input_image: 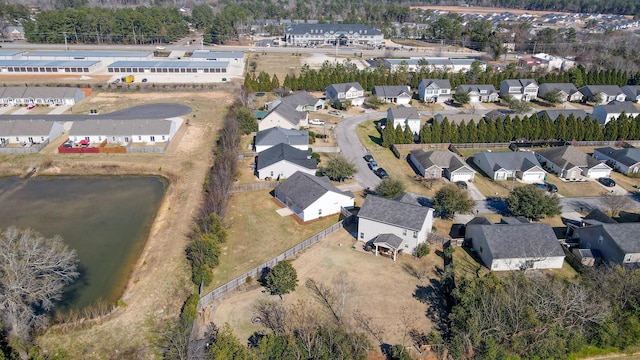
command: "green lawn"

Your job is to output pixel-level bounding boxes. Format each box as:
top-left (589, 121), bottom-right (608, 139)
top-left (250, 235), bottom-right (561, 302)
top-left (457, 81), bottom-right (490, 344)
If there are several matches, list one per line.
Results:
top-left (207, 190), bottom-right (340, 291)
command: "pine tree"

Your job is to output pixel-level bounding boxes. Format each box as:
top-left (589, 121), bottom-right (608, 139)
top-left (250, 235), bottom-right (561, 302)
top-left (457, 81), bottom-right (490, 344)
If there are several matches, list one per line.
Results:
top-left (419, 123), bottom-right (432, 143)
top-left (502, 116), bottom-right (513, 142)
top-left (457, 121), bottom-right (469, 143)
top-left (403, 125), bottom-right (415, 144)
top-left (431, 120), bottom-right (442, 143)
top-left (395, 124), bottom-right (406, 144)
top-left (382, 121), bottom-right (397, 147)
top-left (477, 119), bottom-right (488, 143)
top-left (467, 119), bottom-right (478, 143)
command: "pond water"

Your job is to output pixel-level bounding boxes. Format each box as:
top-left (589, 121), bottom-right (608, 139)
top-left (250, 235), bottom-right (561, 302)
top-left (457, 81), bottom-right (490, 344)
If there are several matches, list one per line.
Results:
top-left (0, 175), bottom-right (167, 310)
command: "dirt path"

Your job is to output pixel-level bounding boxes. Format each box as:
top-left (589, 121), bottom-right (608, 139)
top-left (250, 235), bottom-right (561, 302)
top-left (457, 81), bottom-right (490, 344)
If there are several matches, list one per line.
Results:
top-left (0, 90), bottom-right (234, 358)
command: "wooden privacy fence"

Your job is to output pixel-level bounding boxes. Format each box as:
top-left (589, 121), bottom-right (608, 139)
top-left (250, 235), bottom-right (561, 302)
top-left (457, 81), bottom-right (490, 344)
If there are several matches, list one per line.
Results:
top-left (197, 220), bottom-right (346, 309)
top-left (427, 232), bottom-right (462, 247)
top-left (230, 181), bottom-right (279, 192)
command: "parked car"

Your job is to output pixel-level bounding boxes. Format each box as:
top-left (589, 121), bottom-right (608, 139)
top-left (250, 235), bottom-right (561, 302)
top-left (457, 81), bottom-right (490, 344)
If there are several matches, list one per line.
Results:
top-left (545, 182), bottom-right (558, 193)
top-left (455, 181), bottom-right (468, 189)
top-left (533, 183), bottom-right (547, 190)
top-left (26, 105), bottom-right (35, 110)
top-left (368, 161), bottom-right (379, 171)
top-left (63, 140), bottom-right (74, 148)
top-left (598, 177), bottom-right (616, 187)
top-left (112, 78), bottom-right (120, 84)
top-left (363, 154), bottom-right (374, 163)
top-left (375, 168), bottom-right (389, 179)
top-left (328, 110), bottom-right (341, 116)
top-left (309, 119), bottom-right (325, 125)
top-left (141, 78), bottom-right (148, 83)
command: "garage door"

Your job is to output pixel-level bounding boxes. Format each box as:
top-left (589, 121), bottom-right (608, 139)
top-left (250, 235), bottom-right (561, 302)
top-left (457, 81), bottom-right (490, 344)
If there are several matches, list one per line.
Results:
top-left (588, 170), bottom-right (610, 179)
top-left (452, 173), bottom-right (474, 182)
top-left (522, 172), bottom-right (545, 182)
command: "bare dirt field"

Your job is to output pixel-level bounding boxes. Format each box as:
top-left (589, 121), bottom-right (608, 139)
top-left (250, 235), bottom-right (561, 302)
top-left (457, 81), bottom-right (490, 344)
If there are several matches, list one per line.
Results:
top-left (210, 228), bottom-right (445, 355)
top-left (411, 5), bottom-right (575, 16)
top-left (0, 90), bottom-right (233, 358)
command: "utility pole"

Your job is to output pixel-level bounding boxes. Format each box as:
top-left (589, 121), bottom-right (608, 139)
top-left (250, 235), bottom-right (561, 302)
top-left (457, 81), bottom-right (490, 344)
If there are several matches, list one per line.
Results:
top-left (63, 31), bottom-right (68, 51)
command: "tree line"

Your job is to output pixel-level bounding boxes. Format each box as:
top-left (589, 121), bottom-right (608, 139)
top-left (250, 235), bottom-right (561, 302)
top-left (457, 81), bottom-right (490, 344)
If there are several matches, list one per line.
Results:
top-left (24, 7), bottom-right (189, 44)
top-left (383, 112), bottom-right (640, 145)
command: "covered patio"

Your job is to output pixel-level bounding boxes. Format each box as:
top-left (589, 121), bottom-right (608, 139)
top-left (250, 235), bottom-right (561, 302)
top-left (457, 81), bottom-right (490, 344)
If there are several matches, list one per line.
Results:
top-left (372, 233), bottom-right (404, 261)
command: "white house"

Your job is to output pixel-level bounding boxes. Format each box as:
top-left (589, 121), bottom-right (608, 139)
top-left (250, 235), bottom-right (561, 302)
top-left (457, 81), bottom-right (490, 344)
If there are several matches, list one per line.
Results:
top-left (467, 223), bottom-right (565, 271)
top-left (418, 79), bottom-right (451, 103)
top-left (326, 82), bottom-right (365, 106)
top-left (593, 147), bottom-right (640, 176)
top-left (579, 85), bottom-right (626, 104)
top-left (592, 101), bottom-right (640, 125)
top-left (535, 145), bottom-right (612, 180)
top-left (258, 94), bottom-right (313, 131)
top-left (473, 151), bottom-right (546, 182)
top-left (69, 118), bottom-right (180, 146)
top-left (537, 83), bottom-right (583, 103)
top-left (387, 105), bottom-right (421, 134)
top-left (499, 79), bottom-right (539, 101)
top-left (372, 85), bottom-right (412, 105)
top-left (255, 143), bottom-right (317, 179)
top-left (0, 119), bottom-right (64, 147)
top-left (274, 171), bottom-right (354, 222)
top-left (455, 84), bottom-right (499, 103)
top-left (408, 149), bottom-right (476, 182)
top-left (357, 195), bottom-right (434, 259)
top-left (284, 24), bottom-right (384, 47)
top-left (0, 86), bottom-right (85, 106)
top-left (531, 53), bottom-right (575, 71)
top-left (254, 127), bottom-right (309, 153)
top-left (621, 85), bottom-right (640, 103)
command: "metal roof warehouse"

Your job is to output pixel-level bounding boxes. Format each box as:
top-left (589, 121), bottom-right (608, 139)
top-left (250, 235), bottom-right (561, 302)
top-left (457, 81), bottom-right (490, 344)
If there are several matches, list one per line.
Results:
top-left (0, 60), bottom-right (102, 73)
top-left (189, 51), bottom-right (244, 62)
top-left (107, 60), bottom-right (229, 73)
top-left (23, 51), bottom-right (153, 61)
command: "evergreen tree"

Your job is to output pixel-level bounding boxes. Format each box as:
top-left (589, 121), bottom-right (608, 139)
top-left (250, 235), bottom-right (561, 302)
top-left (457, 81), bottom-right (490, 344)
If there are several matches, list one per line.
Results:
top-left (419, 123), bottom-right (432, 144)
top-left (431, 120), bottom-right (443, 143)
top-left (477, 119), bottom-right (488, 143)
top-left (395, 124), bottom-right (406, 144)
top-left (467, 119), bottom-right (478, 143)
top-left (382, 121), bottom-right (397, 147)
top-left (555, 115), bottom-right (569, 140)
top-left (457, 121), bottom-right (469, 143)
top-left (502, 116), bottom-right (514, 142)
top-left (403, 125), bottom-right (414, 144)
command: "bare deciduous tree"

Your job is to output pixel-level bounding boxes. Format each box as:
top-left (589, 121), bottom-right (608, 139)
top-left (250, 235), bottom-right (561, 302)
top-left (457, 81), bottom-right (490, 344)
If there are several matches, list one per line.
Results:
top-left (352, 309), bottom-right (385, 345)
top-left (0, 227), bottom-right (79, 344)
top-left (599, 192), bottom-right (632, 218)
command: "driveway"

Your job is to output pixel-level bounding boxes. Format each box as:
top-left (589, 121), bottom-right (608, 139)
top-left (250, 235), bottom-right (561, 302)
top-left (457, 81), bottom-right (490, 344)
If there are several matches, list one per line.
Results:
top-left (334, 111), bottom-right (385, 190)
top-left (466, 181), bottom-right (486, 201)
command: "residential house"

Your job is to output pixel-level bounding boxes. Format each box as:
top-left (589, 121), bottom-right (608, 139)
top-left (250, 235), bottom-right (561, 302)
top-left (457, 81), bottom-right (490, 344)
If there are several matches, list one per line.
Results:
top-left (357, 195), bottom-right (434, 259)
top-left (531, 53), bottom-right (575, 71)
top-left (434, 113), bottom-right (486, 126)
top-left (418, 79), bottom-right (451, 103)
top-left (536, 109), bottom-right (588, 121)
top-left (473, 151), bottom-right (546, 182)
top-left (466, 223), bottom-right (565, 271)
top-left (499, 79), bottom-right (539, 102)
top-left (326, 82), bottom-right (365, 106)
top-left (259, 92), bottom-right (324, 131)
top-left (572, 223), bottom-right (640, 267)
top-left (284, 24), bottom-right (384, 47)
top-left (621, 85), bottom-right (640, 103)
top-left (535, 145), bottom-right (612, 180)
top-left (69, 118), bottom-right (181, 146)
top-left (593, 147), bottom-right (640, 175)
top-left (0, 86), bottom-right (85, 106)
top-left (455, 84), bottom-right (499, 103)
top-left (408, 149), bottom-right (476, 182)
top-left (254, 127), bottom-right (309, 153)
top-left (578, 85), bottom-right (626, 104)
top-left (274, 171), bottom-right (354, 222)
top-left (537, 83), bottom-right (584, 102)
top-left (0, 119), bottom-right (64, 148)
top-left (381, 58), bottom-right (485, 73)
top-left (387, 105), bottom-right (421, 134)
top-left (592, 101), bottom-right (640, 125)
top-left (372, 85), bottom-right (412, 105)
top-left (255, 143), bottom-right (317, 179)
top-left (2, 26), bottom-right (24, 41)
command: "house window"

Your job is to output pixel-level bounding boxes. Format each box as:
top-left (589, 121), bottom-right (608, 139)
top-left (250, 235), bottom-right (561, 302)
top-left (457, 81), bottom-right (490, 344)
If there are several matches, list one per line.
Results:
top-left (413, 231), bottom-right (418, 238)
top-left (112, 137), bottom-right (116, 141)
top-left (41, 137), bottom-right (44, 141)
top-left (138, 136), bottom-right (142, 141)
top-left (479, 246), bottom-right (483, 253)
top-left (162, 136), bottom-right (166, 140)
top-left (403, 229), bottom-right (407, 235)
top-left (360, 232), bottom-right (364, 239)
top-left (625, 255), bottom-right (632, 263)
top-left (318, 209), bottom-right (322, 216)
top-left (150, 136), bottom-right (155, 141)
top-left (270, 171), bottom-right (274, 177)
top-left (598, 235), bottom-right (603, 245)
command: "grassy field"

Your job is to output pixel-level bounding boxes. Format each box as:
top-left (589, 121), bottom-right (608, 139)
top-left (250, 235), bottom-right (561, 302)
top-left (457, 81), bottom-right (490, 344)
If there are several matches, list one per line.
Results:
top-left (208, 189), bottom-right (340, 290)
top-left (246, 52), bottom-right (309, 87)
top-left (543, 174), bottom-right (606, 197)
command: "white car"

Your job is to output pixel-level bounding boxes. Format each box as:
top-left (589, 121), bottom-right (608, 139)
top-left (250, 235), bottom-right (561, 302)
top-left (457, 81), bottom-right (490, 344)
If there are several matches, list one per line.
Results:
top-left (155, 46), bottom-right (166, 50)
top-left (309, 119), bottom-right (325, 125)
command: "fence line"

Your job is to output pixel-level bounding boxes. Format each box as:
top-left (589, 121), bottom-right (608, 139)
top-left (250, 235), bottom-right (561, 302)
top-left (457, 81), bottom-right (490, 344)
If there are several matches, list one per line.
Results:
top-left (427, 232), bottom-right (462, 247)
top-left (197, 220), bottom-right (349, 309)
top-left (0, 140), bottom-right (48, 154)
top-left (126, 140), bottom-right (170, 153)
top-left (230, 181), bottom-right (279, 192)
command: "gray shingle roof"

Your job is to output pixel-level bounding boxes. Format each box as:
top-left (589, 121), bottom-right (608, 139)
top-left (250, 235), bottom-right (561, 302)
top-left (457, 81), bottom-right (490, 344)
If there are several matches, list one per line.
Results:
top-left (621, 85), bottom-right (640, 99)
top-left (263, 102), bottom-right (307, 127)
top-left (358, 195), bottom-right (431, 231)
top-left (279, 91), bottom-right (320, 108)
top-left (583, 209), bottom-right (617, 224)
top-left (372, 85), bottom-right (411, 98)
top-left (535, 145), bottom-right (605, 170)
top-left (255, 127), bottom-right (309, 147)
top-left (456, 84), bottom-right (497, 94)
top-left (274, 171), bottom-right (352, 210)
top-left (409, 149), bottom-right (471, 172)
top-left (538, 83), bottom-right (580, 97)
top-left (0, 119), bottom-right (56, 136)
top-left (600, 223), bottom-right (640, 253)
top-left (466, 217), bottom-right (492, 226)
top-left (501, 79), bottom-right (538, 89)
top-left (0, 86), bottom-right (82, 100)
top-left (594, 101), bottom-right (640, 115)
top-left (475, 223), bottom-right (564, 259)
top-left (595, 147), bottom-right (640, 167)
top-left (327, 82), bottom-right (364, 94)
top-left (579, 85), bottom-right (624, 98)
top-left (285, 23), bottom-right (382, 35)
top-left (474, 151), bottom-right (543, 172)
top-left (256, 143), bottom-right (317, 170)
top-left (537, 109), bottom-right (588, 121)
top-left (69, 119), bottom-right (173, 136)
top-left (373, 233), bottom-right (404, 250)
top-left (419, 78), bottom-right (451, 89)
top-left (388, 105), bottom-right (420, 120)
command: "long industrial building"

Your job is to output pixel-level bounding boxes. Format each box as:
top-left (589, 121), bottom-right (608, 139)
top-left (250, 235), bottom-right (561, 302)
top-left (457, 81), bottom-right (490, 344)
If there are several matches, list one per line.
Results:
top-left (0, 60), bottom-right (102, 73)
top-left (107, 60), bottom-right (229, 74)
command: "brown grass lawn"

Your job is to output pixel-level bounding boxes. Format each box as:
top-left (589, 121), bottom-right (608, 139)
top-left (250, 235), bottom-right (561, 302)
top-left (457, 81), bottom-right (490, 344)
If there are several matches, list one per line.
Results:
top-left (457, 147), bottom-right (513, 158)
top-left (609, 172), bottom-right (640, 193)
top-left (472, 173), bottom-right (517, 198)
top-left (247, 52), bottom-right (310, 86)
top-left (236, 156), bottom-right (258, 184)
top-left (543, 175), bottom-right (605, 197)
top-left (211, 228), bottom-right (444, 352)
top-left (452, 247), bottom-right (489, 280)
top-left (208, 190), bottom-right (340, 291)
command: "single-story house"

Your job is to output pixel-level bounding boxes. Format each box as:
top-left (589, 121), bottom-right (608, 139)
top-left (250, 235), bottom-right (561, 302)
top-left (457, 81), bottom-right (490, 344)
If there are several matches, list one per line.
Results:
top-left (578, 85), bottom-right (626, 104)
top-left (621, 85), bottom-right (640, 103)
top-left (0, 119), bottom-right (64, 148)
top-left (499, 79), bottom-right (538, 102)
top-left (387, 105), bottom-right (421, 134)
top-left (372, 85), bottom-right (412, 105)
top-left (455, 84), bottom-right (499, 103)
top-left (592, 101), bottom-right (640, 125)
top-left (535, 145), bottom-right (612, 180)
top-left (434, 113), bottom-right (485, 125)
top-left (593, 147), bottom-right (640, 175)
top-left (473, 151), bottom-right (546, 182)
top-left (408, 149), bottom-right (475, 182)
top-left (274, 171), bottom-right (354, 222)
top-left (275, 91), bottom-right (325, 112)
top-left (69, 118), bottom-right (180, 145)
top-left (255, 143), bottom-right (317, 179)
top-left (418, 79), bottom-right (451, 103)
top-left (357, 194), bottom-right (434, 259)
top-left (254, 127), bottom-right (309, 153)
top-left (466, 223), bottom-right (565, 271)
top-left (326, 82), bottom-right (365, 106)
top-left (536, 109), bottom-right (588, 121)
top-left (0, 86), bottom-right (85, 106)
top-left (572, 223), bottom-right (640, 267)
top-left (537, 83), bottom-right (584, 102)
top-left (258, 98), bottom-right (309, 131)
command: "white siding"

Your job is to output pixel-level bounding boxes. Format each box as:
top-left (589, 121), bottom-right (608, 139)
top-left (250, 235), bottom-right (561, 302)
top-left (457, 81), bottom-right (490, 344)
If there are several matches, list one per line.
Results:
top-left (259, 113), bottom-right (299, 131)
top-left (257, 160), bottom-right (316, 179)
top-left (256, 144), bottom-right (308, 153)
top-left (521, 170), bottom-right (545, 182)
top-left (358, 210), bottom-right (433, 255)
top-left (490, 256), bottom-right (564, 271)
top-left (301, 192), bottom-right (354, 222)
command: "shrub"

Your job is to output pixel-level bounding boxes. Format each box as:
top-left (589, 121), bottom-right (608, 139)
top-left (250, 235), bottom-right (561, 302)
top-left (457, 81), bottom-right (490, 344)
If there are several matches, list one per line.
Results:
top-left (180, 293), bottom-right (199, 325)
top-left (415, 243), bottom-right (430, 258)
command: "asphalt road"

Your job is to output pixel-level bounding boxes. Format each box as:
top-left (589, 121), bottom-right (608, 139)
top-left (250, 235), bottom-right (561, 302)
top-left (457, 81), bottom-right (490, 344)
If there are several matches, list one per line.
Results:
top-left (0, 103), bottom-right (192, 121)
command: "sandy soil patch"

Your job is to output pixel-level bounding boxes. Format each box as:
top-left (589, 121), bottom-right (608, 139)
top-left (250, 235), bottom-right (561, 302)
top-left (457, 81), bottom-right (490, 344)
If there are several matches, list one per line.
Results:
top-left (0, 90), bottom-right (234, 358)
top-left (211, 228), bottom-right (444, 351)
top-left (411, 5), bottom-right (577, 16)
